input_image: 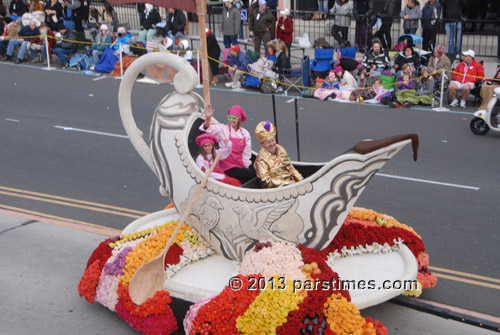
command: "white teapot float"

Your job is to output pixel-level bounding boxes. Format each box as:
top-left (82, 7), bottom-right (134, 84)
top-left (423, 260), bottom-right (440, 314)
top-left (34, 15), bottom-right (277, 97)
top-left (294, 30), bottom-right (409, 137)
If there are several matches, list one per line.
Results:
top-left (118, 50), bottom-right (419, 262)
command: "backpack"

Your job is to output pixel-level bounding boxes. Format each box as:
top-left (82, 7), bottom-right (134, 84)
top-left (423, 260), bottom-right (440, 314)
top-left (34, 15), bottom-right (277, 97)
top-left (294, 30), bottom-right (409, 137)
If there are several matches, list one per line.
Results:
top-left (68, 53), bottom-right (91, 70)
top-left (260, 79), bottom-right (273, 94)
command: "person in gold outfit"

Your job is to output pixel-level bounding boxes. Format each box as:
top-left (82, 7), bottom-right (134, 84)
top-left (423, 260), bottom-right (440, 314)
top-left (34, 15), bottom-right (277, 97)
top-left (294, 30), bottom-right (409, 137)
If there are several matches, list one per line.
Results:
top-left (254, 120), bottom-right (303, 188)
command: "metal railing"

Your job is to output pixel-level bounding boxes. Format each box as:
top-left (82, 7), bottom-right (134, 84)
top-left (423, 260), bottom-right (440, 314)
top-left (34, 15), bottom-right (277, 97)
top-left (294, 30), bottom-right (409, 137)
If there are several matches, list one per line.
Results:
top-left (3, 1), bottom-right (499, 57)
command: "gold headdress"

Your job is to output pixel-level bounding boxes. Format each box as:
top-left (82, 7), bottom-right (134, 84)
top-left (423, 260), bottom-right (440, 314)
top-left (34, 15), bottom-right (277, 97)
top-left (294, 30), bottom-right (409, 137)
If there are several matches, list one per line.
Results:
top-left (255, 120), bottom-right (276, 142)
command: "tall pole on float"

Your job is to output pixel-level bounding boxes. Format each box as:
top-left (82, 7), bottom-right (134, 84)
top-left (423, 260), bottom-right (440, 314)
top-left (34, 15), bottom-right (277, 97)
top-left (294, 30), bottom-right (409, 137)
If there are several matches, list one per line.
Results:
top-left (196, 0), bottom-right (211, 108)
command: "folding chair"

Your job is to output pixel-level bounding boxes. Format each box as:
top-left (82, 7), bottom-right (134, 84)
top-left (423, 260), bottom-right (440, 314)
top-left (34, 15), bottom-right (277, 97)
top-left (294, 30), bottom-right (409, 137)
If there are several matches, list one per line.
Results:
top-left (282, 56), bottom-right (312, 94)
top-left (337, 47), bottom-right (357, 59)
top-left (310, 48), bottom-right (335, 79)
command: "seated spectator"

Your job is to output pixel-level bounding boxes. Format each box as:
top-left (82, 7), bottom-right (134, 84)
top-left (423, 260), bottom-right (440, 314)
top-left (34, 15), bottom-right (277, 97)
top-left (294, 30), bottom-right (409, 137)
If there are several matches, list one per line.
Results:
top-left (271, 40), bottom-right (290, 77)
top-left (1, 19), bottom-right (38, 63)
top-left (139, 3), bottom-right (160, 42)
top-left (5, 0), bottom-right (28, 23)
top-left (225, 44), bottom-right (252, 89)
top-left (94, 26), bottom-right (135, 73)
top-left (52, 22), bottom-right (77, 68)
top-left (428, 44), bottom-right (451, 72)
top-left (415, 66), bottom-right (435, 104)
top-left (166, 7), bottom-right (186, 41)
top-left (475, 65), bottom-right (500, 114)
top-left (63, 0), bottom-right (84, 32)
top-left (392, 64), bottom-right (415, 107)
top-left (355, 66), bottom-right (375, 88)
top-left (372, 79), bottom-right (392, 103)
top-left (254, 120), bottom-right (303, 188)
top-left (89, 24), bottom-right (112, 65)
top-left (324, 70), bottom-right (340, 89)
top-left (449, 49), bottom-right (485, 108)
top-left (400, 0), bottom-right (421, 35)
top-left (44, 0), bottom-right (63, 32)
top-left (0, 18), bottom-right (23, 57)
top-left (336, 65), bottom-right (358, 88)
top-left (177, 39), bottom-right (192, 63)
top-left (27, 22), bottom-right (56, 64)
top-left (102, 2), bottom-right (119, 31)
top-left (393, 45), bottom-right (420, 75)
top-left (362, 39), bottom-right (391, 75)
top-left (313, 71), bottom-right (340, 100)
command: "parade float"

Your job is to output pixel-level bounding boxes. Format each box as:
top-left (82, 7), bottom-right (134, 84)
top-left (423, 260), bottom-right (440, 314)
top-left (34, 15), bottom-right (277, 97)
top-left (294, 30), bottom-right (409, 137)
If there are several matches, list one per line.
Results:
top-left (78, 1), bottom-right (437, 334)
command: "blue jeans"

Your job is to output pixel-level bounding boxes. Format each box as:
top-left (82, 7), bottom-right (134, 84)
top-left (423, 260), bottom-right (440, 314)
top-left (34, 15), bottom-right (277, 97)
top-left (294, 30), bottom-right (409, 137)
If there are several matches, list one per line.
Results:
top-left (318, 0), bottom-right (328, 15)
top-left (223, 35), bottom-right (238, 48)
top-left (91, 49), bottom-right (103, 65)
top-left (404, 28), bottom-right (417, 35)
top-left (52, 47), bottom-right (74, 65)
top-left (238, 20), bottom-right (244, 39)
top-left (445, 21), bottom-right (462, 54)
top-left (167, 30), bottom-right (184, 41)
top-left (7, 39), bottom-right (30, 60)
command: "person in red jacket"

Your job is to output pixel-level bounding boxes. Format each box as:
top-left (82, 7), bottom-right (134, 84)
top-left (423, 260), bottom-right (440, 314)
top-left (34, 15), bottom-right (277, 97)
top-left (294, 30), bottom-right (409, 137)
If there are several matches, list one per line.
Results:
top-left (448, 49), bottom-right (485, 109)
top-left (276, 8), bottom-right (293, 62)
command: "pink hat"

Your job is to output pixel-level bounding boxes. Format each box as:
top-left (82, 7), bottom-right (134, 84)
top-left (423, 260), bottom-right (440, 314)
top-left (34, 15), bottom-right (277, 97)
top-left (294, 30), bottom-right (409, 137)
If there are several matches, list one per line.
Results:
top-left (335, 65), bottom-right (343, 73)
top-left (196, 133), bottom-right (218, 147)
top-left (228, 105), bottom-right (247, 123)
top-left (435, 44), bottom-right (445, 55)
top-left (328, 70), bottom-right (336, 78)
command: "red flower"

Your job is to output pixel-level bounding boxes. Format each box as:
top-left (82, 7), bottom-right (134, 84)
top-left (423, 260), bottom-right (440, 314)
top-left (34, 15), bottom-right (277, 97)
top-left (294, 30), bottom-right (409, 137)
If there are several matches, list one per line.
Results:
top-left (116, 300), bottom-right (178, 335)
top-left (164, 243), bottom-right (183, 267)
top-left (117, 282), bottom-right (172, 318)
top-left (189, 275), bottom-right (260, 335)
top-left (85, 237), bottom-right (113, 270)
top-left (78, 260), bottom-right (103, 303)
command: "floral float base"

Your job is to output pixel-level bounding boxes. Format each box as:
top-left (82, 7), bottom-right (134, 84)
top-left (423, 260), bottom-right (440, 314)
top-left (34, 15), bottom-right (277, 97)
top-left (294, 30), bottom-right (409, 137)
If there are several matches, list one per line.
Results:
top-left (78, 207), bottom-right (436, 335)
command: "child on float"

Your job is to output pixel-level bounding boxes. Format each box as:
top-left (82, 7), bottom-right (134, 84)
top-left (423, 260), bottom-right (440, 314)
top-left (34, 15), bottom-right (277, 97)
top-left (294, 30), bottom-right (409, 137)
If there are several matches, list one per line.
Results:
top-left (195, 133), bottom-right (241, 187)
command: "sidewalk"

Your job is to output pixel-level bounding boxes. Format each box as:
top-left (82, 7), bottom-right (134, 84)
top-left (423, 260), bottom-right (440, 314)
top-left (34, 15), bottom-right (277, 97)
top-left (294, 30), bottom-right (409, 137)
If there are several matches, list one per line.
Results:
top-left (0, 212), bottom-right (496, 335)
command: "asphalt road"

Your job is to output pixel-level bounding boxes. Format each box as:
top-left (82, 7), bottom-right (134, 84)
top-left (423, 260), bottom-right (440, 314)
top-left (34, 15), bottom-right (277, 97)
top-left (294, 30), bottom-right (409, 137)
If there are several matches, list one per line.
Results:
top-left (1, 63), bottom-right (499, 319)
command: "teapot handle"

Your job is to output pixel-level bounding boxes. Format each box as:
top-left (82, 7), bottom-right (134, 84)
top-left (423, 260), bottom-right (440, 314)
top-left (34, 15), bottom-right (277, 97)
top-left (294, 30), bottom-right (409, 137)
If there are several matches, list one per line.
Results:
top-left (118, 49), bottom-right (198, 174)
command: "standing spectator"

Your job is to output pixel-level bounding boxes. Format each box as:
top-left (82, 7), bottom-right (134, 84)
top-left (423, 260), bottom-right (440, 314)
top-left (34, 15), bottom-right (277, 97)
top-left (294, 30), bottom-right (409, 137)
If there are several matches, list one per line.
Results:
top-left (234, 0), bottom-right (245, 39)
top-left (102, 2), bottom-right (119, 31)
top-left (89, 24), bottom-right (111, 65)
top-left (421, 0), bottom-right (441, 51)
top-left (318, 0), bottom-right (329, 20)
top-left (361, 39), bottom-right (391, 74)
top-left (375, 0), bottom-right (395, 50)
top-left (400, 0), bottom-right (421, 35)
top-left (353, 0), bottom-right (372, 52)
top-left (63, 0), bottom-right (85, 32)
top-left (448, 49), bottom-right (484, 108)
top-left (45, 0), bottom-right (63, 32)
top-left (440, 0), bottom-right (466, 55)
top-left (27, 22), bottom-right (57, 64)
top-left (166, 7), bottom-right (186, 41)
top-left (52, 22), bottom-right (77, 67)
top-left (136, 3), bottom-right (145, 27)
top-left (248, 0), bottom-right (275, 58)
top-left (330, 0), bottom-right (353, 48)
top-left (1, 20), bottom-right (38, 63)
top-left (7, 0), bottom-right (28, 22)
top-left (206, 27), bottom-right (221, 84)
top-left (0, 2), bottom-right (5, 34)
top-left (428, 44), bottom-right (451, 71)
top-left (276, 8), bottom-right (293, 61)
top-left (221, 0), bottom-right (241, 48)
top-left (266, 0), bottom-right (277, 39)
top-left (139, 4), bottom-right (160, 42)
top-left (225, 45), bottom-right (252, 89)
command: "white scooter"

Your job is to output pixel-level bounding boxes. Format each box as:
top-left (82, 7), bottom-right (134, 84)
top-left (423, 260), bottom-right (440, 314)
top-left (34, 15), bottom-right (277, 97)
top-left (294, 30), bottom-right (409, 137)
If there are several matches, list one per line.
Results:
top-left (470, 87), bottom-right (500, 135)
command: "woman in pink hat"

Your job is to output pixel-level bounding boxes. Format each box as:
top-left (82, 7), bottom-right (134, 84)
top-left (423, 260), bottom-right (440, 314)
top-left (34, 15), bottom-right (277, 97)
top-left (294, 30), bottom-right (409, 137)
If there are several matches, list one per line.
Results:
top-left (195, 133), bottom-right (241, 186)
top-left (200, 104), bottom-right (256, 184)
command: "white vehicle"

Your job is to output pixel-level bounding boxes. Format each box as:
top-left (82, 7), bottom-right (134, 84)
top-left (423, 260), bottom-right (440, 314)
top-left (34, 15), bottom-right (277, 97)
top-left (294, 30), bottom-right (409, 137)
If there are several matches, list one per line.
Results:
top-left (470, 87), bottom-right (500, 135)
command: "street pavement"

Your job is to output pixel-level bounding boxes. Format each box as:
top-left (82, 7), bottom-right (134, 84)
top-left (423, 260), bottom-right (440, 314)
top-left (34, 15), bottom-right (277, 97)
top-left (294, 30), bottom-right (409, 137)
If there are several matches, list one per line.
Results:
top-left (0, 212), bottom-right (497, 335)
top-left (1, 60), bottom-right (500, 330)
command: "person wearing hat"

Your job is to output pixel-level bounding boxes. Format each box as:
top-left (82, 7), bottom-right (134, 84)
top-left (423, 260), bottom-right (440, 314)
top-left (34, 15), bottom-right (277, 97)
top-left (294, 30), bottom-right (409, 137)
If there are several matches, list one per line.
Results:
top-left (166, 7), bottom-right (186, 41)
top-left (276, 8), bottom-right (293, 62)
top-left (428, 44), bottom-right (451, 72)
top-left (336, 65), bottom-right (358, 88)
top-left (248, 0), bottom-right (275, 58)
top-left (254, 121), bottom-right (303, 188)
top-left (195, 133), bottom-right (241, 187)
top-left (200, 104), bottom-right (256, 184)
top-left (177, 39), bottom-right (192, 63)
top-left (88, 24), bottom-right (112, 66)
top-left (51, 21), bottom-right (77, 67)
top-left (221, 0), bottom-right (241, 49)
top-left (448, 49), bottom-right (484, 108)
top-left (2, 20), bottom-right (39, 64)
top-left (225, 44), bottom-right (253, 89)
top-left (27, 22), bottom-right (57, 64)
top-left (139, 3), bottom-right (161, 42)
